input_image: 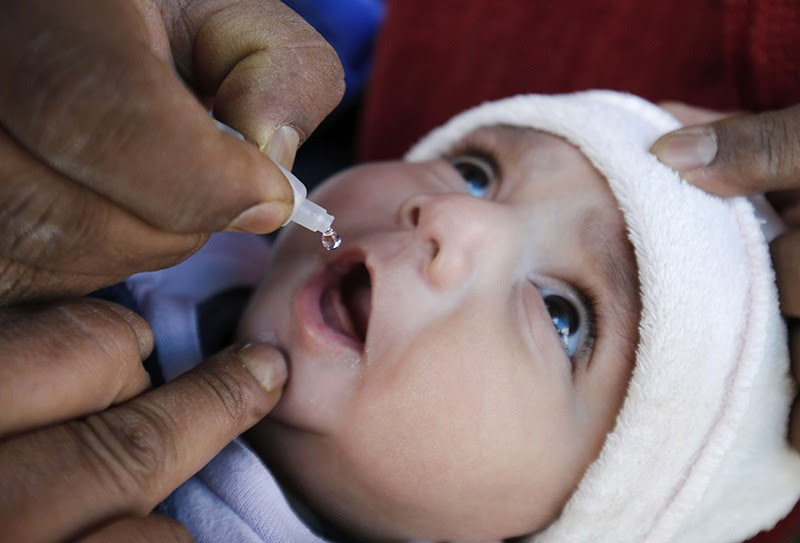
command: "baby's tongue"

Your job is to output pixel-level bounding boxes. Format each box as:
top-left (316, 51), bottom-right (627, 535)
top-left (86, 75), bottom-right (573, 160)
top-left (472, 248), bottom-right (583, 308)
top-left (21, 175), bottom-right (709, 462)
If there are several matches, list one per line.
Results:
top-left (343, 284), bottom-right (370, 343)
top-left (321, 264), bottom-right (371, 343)
top-left (320, 286), bottom-right (359, 341)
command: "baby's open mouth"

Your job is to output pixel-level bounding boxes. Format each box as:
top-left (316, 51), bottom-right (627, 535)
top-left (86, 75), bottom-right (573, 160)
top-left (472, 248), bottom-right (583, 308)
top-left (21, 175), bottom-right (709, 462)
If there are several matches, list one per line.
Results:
top-left (320, 261), bottom-right (372, 345)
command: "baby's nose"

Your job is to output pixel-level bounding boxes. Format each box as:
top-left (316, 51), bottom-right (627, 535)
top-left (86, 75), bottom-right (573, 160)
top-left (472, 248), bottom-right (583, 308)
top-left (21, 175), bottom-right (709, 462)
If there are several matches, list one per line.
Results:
top-left (399, 193), bottom-right (500, 290)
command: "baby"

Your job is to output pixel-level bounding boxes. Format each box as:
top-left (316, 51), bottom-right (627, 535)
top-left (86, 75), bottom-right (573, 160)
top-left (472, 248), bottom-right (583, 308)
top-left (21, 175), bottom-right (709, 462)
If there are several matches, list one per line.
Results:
top-left (241, 108), bottom-right (639, 541)
top-left (133, 91), bottom-right (800, 542)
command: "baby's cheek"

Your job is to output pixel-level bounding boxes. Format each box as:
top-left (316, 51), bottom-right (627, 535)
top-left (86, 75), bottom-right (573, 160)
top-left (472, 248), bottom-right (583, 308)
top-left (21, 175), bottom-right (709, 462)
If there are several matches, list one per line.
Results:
top-left (347, 333), bottom-right (504, 481)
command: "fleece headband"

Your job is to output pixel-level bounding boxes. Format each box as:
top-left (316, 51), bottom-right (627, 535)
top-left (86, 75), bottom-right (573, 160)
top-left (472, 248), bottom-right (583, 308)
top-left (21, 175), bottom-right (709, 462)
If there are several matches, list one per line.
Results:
top-left (405, 91), bottom-right (800, 543)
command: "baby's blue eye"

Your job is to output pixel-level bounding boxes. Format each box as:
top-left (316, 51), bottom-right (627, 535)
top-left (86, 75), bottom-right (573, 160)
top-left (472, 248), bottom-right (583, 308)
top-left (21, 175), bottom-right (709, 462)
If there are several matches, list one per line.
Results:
top-left (542, 292), bottom-right (583, 358)
top-left (450, 155), bottom-right (495, 198)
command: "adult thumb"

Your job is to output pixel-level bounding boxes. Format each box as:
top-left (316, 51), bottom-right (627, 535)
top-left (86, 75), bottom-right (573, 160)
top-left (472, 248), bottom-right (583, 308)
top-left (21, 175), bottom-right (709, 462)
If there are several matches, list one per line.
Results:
top-left (651, 105), bottom-right (800, 196)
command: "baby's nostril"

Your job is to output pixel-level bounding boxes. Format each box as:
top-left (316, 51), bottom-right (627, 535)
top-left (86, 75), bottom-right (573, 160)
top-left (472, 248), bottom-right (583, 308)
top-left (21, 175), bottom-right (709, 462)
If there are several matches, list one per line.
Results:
top-left (409, 205), bottom-right (421, 226)
top-left (430, 239), bottom-right (440, 259)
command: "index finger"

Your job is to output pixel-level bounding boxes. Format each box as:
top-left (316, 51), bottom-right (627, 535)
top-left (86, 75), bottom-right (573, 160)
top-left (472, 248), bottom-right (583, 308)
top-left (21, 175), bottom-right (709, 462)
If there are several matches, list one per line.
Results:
top-left (166, 0), bottom-right (346, 159)
top-left (0, 0), bottom-right (341, 235)
top-left (0, 343), bottom-right (286, 543)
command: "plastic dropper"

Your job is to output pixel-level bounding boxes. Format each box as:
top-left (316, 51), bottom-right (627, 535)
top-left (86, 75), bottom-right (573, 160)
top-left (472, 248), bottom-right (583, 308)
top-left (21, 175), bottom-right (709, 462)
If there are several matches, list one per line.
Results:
top-left (214, 118), bottom-right (340, 250)
top-left (274, 163), bottom-right (341, 251)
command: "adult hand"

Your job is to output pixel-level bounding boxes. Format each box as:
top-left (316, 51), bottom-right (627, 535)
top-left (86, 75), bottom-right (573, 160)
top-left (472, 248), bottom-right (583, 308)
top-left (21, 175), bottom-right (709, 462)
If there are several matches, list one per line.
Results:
top-left (0, 0), bottom-right (344, 304)
top-left (0, 298), bottom-right (287, 542)
top-left (651, 102), bottom-right (800, 448)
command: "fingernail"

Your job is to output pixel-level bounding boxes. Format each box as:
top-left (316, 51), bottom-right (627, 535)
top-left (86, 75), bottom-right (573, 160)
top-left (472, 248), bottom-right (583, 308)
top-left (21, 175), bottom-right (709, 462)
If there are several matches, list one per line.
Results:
top-left (236, 343), bottom-right (287, 393)
top-left (263, 125), bottom-right (300, 170)
top-left (227, 200), bottom-right (292, 234)
top-left (652, 126), bottom-right (718, 171)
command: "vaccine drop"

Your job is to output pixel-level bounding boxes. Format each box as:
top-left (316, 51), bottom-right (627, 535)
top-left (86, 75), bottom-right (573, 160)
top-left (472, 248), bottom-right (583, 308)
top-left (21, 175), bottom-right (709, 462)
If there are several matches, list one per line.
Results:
top-left (321, 228), bottom-right (342, 251)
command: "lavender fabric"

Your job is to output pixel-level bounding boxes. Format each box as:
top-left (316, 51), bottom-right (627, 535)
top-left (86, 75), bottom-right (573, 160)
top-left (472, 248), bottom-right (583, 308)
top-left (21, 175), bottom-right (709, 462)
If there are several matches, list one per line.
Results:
top-left (170, 439), bottom-right (328, 543)
top-left (127, 233), bottom-right (329, 543)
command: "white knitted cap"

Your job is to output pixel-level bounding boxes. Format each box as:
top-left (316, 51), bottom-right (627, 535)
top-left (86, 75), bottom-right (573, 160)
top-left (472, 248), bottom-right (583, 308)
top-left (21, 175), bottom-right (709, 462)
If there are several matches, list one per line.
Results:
top-left (405, 91), bottom-right (800, 543)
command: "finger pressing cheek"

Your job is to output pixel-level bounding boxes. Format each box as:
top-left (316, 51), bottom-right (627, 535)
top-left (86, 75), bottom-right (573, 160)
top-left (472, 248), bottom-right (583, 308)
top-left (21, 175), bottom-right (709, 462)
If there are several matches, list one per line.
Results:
top-left (0, 343), bottom-right (286, 543)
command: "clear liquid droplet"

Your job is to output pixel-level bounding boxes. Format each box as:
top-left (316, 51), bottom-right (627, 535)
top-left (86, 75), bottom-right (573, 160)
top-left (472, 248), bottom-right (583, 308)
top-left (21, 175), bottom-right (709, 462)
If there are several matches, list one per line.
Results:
top-left (321, 227), bottom-right (341, 251)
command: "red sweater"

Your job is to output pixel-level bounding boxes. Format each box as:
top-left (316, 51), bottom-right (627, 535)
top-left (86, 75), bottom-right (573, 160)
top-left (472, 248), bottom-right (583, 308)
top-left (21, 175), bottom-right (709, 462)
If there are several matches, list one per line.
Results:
top-left (358, 0), bottom-right (800, 161)
top-left (357, 1), bottom-right (800, 540)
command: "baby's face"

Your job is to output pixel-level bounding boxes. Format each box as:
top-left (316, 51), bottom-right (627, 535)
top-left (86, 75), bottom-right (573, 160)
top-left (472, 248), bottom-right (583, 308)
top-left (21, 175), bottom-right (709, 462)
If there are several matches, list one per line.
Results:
top-left (238, 127), bottom-right (640, 541)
